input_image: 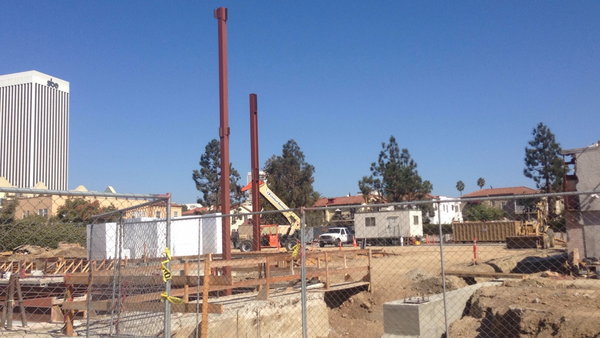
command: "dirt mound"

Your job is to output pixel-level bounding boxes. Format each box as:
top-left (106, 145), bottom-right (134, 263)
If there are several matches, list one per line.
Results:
top-left (450, 278), bottom-right (600, 337)
top-left (8, 242), bottom-right (87, 259)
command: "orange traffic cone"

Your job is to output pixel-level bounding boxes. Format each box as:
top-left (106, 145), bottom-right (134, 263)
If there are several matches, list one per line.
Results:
top-left (352, 237), bottom-right (357, 247)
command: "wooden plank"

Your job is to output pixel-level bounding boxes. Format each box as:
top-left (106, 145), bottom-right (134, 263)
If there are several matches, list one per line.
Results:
top-left (71, 259), bottom-right (83, 273)
top-left (209, 257), bottom-right (267, 268)
top-left (444, 270), bottom-right (529, 279)
top-left (61, 300), bottom-right (223, 314)
top-left (65, 274), bottom-right (206, 287)
top-left (53, 260), bottom-right (66, 275)
top-left (62, 261), bottom-right (75, 274)
top-left (205, 265), bottom-right (369, 291)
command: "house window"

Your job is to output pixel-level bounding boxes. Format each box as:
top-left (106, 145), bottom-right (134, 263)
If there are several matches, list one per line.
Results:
top-left (365, 217), bottom-right (376, 227)
top-left (413, 215), bottom-right (419, 225)
top-left (155, 211), bottom-right (161, 218)
top-left (37, 208), bottom-right (48, 217)
top-left (173, 211), bottom-right (179, 217)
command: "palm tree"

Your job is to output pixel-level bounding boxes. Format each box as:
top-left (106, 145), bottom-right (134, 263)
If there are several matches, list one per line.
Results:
top-left (477, 177), bottom-right (486, 190)
top-left (456, 180), bottom-right (465, 196)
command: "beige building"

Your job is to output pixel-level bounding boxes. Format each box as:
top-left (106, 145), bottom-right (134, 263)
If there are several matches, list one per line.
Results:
top-left (0, 179), bottom-right (181, 220)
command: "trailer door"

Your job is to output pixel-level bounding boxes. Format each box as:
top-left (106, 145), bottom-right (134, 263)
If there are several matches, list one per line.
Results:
top-left (386, 216), bottom-right (400, 238)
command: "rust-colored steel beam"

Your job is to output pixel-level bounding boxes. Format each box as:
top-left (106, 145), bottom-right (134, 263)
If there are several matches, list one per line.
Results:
top-left (214, 7), bottom-right (232, 286)
top-left (249, 94), bottom-right (261, 251)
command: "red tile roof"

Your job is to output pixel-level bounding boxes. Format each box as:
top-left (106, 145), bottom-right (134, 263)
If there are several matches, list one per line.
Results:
top-left (313, 195), bottom-right (366, 207)
top-left (182, 206), bottom-right (214, 216)
top-left (462, 186), bottom-right (538, 198)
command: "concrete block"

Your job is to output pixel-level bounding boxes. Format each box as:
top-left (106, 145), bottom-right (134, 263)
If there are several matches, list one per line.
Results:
top-left (383, 281), bottom-right (501, 338)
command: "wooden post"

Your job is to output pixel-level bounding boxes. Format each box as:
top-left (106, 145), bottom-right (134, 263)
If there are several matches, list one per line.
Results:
top-left (343, 254), bottom-right (347, 269)
top-left (6, 274), bottom-right (15, 329)
top-left (15, 276), bottom-right (27, 328)
top-left (324, 252), bottom-right (330, 289)
top-left (50, 297), bottom-right (64, 323)
top-left (62, 284), bottom-right (75, 336)
top-left (1, 290), bottom-right (6, 328)
top-left (201, 254), bottom-right (212, 338)
top-left (367, 249), bottom-right (373, 292)
top-left (183, 261), bottom-right (190, 303)
top-left (264, 257), bottom-right (271, 299)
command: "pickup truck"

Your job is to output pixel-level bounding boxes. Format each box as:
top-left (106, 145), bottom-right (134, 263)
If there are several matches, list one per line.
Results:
top-left (318, 227), bottom-right (353, 247)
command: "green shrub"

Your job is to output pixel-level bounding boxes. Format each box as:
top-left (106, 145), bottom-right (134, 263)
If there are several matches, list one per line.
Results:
top-left (0, 218), bottom-right (86, 251)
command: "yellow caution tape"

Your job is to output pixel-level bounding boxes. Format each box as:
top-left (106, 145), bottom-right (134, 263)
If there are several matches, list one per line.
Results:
top-left (161, 293), bottom-right (184, 304)
top-left (161, 248), bottom-right (173, 282)
top-left (291, 243), bottom-right (301, 259)
top-left (160, 248), bottom-right (183, 303)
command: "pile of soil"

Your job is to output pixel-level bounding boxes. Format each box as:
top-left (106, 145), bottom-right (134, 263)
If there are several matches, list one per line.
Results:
top-left (7, 242), bottom-right (86, 259)
top-left (450, 278), bottom-right (600, 337)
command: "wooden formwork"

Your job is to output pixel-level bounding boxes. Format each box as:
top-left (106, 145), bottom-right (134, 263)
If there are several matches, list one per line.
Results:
top-left (55, 248), bottom-right (374, 336)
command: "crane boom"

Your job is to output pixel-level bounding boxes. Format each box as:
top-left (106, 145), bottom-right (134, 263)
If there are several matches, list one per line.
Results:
top-left (242, 181), bottom-right (301, 237)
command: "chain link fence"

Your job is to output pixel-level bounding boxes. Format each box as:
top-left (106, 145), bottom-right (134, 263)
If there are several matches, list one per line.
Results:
top-left (1, 187), bottom-right (600, 337)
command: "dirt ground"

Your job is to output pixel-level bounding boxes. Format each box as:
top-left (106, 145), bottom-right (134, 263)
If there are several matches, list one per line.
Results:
top-left (324, 244), bottom-right (597, 338)
top-left (450, 278), bottom-right (600, 337)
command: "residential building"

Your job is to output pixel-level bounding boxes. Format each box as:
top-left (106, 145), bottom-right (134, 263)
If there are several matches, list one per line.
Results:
top-left (429, 195), bottom-right (462, 224)
top-left (461, 186), bottom-right (539, 218)
top-left (562, 141), bottom-right (600, 258)
top-left (0, 71), bottom-right (70, 190)
top-left (313, 194), bottom-right (367, 226)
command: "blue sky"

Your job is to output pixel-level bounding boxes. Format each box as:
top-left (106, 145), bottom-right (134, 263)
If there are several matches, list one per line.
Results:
top-left (2, 1), bottom-right (599, 203)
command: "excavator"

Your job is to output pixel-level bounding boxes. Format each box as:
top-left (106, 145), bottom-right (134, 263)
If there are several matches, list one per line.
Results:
top-left (234, 181), bottom-right (301, 252)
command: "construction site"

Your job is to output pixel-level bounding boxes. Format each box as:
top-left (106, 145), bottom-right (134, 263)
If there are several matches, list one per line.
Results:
top-left (0, 220), bottom-right (600, 337)
top-left (1, 4), bottom-right (600, 338)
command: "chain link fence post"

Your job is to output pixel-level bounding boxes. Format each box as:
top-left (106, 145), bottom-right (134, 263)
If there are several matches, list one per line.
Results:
top-left (164, 195), bottom-right (172, 337)
top-left (300, 207), bottom-right (308, 338)
top-left (437, 200), bottom-right (450, 337)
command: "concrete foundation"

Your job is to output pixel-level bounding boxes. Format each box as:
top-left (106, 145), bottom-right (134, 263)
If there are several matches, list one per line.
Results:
top-left (76, 291), bottom-right (329, 337)
top-left (193, 292), bottom-right (329, 338)
top-left (382, 281), bottom-right (501, 338)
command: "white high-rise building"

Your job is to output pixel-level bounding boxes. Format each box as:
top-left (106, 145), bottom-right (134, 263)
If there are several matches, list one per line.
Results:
top-left (0, 70), bottom-right (70, 190)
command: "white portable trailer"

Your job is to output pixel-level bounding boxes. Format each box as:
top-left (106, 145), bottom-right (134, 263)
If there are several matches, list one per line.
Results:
top-left (354, 209), bottom-right (423, 245)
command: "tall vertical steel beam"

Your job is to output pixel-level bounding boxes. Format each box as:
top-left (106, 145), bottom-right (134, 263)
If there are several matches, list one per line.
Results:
top-left (214, 7), bottom-right (232, 282)
top-left (249, 94), bottom-right (261, 251)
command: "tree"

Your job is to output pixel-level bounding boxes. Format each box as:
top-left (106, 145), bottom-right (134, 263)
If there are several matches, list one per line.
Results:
top-left (192, 139), bottom-right (244, 208)
top-left (477, 177), bottom-right (485, 189)
top-left (263, 139), bottom-right (318, 208)
top-left (55, 199), bottom-right (117, 223)
top-left (523, 122), bottom-right (565, 193)
top-left (358, 136), bottom-right (432, 202)
top-left (463, 204), bottom-right (505, 221)
top-left (0, 199), bottom-right (17, 225)
top-left (456, 181), bottom-right (465, 196)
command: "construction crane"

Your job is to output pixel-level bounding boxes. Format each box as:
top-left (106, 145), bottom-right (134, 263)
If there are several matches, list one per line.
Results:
top-left (240, 181), bottom-right (301, 251)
